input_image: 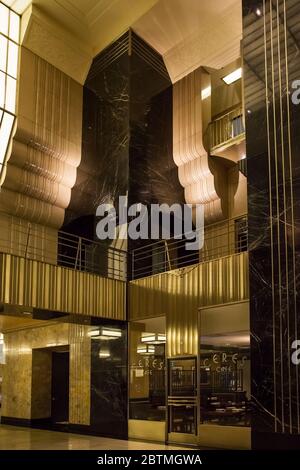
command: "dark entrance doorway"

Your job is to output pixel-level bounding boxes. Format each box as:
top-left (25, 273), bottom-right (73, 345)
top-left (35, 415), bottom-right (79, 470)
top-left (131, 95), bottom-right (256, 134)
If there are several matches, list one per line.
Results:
top-left (51, 350), bottom-right (70, 424)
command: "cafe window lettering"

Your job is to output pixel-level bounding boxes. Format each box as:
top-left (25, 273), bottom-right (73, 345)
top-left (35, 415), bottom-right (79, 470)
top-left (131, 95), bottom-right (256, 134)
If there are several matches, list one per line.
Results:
top-left (129, 317), bottom-right (166, 422)
top-left (200, 338), bottom-right (251, 427)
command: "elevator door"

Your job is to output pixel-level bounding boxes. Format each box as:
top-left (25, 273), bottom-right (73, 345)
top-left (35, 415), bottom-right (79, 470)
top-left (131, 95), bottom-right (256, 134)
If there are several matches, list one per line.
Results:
top-left (168, 357), bottom-right (197, 436)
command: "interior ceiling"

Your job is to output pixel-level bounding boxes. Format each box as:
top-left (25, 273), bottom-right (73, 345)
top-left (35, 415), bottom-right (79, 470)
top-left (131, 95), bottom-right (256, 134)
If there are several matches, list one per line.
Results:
top-left (133, 0), bottom-right (242, 82)
top-left (4, 0), bottom-right (242, 83)
top-left (0, 314), bottom-right (49, 333)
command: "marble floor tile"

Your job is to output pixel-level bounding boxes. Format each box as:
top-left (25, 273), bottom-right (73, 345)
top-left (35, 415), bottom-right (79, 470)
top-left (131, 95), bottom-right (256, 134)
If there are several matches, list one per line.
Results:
top-left (0, 425), bottom-right (189, 450)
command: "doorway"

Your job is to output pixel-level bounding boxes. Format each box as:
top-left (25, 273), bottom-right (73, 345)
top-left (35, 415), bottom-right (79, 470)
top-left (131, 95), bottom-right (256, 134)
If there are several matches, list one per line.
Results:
top-left (167, 357), bottom-right (198, 444)
top-left (51, 350), bottom-right (70, 425)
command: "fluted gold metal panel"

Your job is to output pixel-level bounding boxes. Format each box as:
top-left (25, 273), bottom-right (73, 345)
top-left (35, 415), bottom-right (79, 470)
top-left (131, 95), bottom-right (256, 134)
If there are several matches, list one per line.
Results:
top-left (167, 305), bottom-right (199, 357)
top-left (0, 253), bottom-right (126, 320)
top-left (173, 68), bottom-right (228, 223)
top-left (0, 47), bottom-right (83, 230)
top-left (129, 252), bottom-right (249, 321)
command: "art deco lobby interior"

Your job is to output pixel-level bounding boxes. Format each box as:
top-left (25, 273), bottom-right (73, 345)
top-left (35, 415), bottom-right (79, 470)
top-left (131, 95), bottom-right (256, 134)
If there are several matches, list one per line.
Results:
top-left (0, 0), bottom-right (299, 451)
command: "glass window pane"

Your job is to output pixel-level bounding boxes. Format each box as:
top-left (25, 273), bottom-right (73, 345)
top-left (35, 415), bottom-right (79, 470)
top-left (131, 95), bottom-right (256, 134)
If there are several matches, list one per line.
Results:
top-left (0, 4), bottom-right (9, 37)
top-left (5, 75), bottom-right (16, 113)
top-left (0, 111), bottom-right (14, 165)
top-left (7, 40), bottom-right (18, 77)
top-left (129, 317), bottom-right (166, 422)
top-left (0, 35), bottom-right (8, 73)
top-left (0, 71), bottom-right (5, 109)
top-left (9, 12), bottom-right (20, 43)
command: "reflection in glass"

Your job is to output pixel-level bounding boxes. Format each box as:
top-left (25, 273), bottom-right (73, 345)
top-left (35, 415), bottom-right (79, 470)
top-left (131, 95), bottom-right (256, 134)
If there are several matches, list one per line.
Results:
top-left (129, 317), bottom-right (166, 422)
top-left (168, 357), bottom-right (197, 434)
top-left (200, 332), bottom-right (251, 427)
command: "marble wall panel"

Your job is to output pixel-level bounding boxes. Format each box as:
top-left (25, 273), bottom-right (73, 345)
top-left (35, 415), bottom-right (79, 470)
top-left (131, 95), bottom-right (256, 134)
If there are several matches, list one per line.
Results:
top-left (243, 0), bottom-right (300, 448)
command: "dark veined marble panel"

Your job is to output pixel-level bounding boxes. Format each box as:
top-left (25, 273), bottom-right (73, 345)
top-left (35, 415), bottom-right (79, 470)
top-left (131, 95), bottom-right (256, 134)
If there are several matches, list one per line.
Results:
top-left (243, 0), bottom-right (300, 449)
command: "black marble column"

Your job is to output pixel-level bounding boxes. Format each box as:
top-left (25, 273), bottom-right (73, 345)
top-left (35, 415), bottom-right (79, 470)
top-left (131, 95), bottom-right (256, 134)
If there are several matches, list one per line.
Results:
top-left (65, 33), bottom-right (130, 231)
top-left (243, 0), bottom-right (300, 449)
top-left (64, 30), bottom-right (184, 278)
top-left (90, 319), bottom-right (128, 439)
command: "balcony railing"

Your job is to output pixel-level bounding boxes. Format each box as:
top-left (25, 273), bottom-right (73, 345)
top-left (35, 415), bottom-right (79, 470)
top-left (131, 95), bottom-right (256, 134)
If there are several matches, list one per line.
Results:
top-left (206, 106), bottom-right (245, 152)
top-left (0, 215), bottom-right (127, 282)
top-left (130, 216), bottom-right (248, 280)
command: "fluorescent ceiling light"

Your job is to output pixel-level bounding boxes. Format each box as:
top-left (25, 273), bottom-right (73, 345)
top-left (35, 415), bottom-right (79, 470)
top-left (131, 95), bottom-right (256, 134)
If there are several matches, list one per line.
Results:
top-left (88, 329), bottom-right (100, 337)
top-left (141, 333), bottom-right (166, 344)
top-left (222, 68), bottom-right (242, 85)
top-left (101, 328), bottom-right (122, 338)
top-left (201, 86), bottom-right (211, 100)
top-left (99, 349), bottom-right (110, 358)
top-left (88, 327), bottom-right (122, 339)
top-left (137, 345), bottom-right (155, 355)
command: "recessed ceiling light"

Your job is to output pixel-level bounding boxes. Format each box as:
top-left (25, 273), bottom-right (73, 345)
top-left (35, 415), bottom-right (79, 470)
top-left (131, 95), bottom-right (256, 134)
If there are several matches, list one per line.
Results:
top-left (222, 67), bottom-right (242, 85)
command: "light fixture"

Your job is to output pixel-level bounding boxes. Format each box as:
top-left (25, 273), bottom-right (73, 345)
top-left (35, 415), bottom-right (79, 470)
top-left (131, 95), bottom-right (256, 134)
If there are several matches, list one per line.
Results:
top-left (88, 327), bottom-right (122, 340)
top-left (99, 348), bottom-right (111, 358)
top-left (100, 327), bottom-right (122, 338)
top-left (255, 8), bottom-right (262, 17)
top-left (0, 333), bottom-right (3, 345)
top-left (141, 333), bottom-right (166, 345)
top-left (88, 329), bottom-right (100, 337)
top-left (222, 67), bottom-right (242, 85)
top-left (241, 154), bottom-right (246, 160)
top-left (137, 345), bottom-right (155, 355)
top-left (201, 86), bottom-right (211, 100)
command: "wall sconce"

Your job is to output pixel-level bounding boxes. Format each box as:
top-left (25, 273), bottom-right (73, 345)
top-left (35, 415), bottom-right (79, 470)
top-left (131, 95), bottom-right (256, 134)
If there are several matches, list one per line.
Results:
top-left (88, 327), bottom-right (122, 340)
top-left (141, 333), bottom-right (166, 344)
top-left (137, 345), bottom-right (155, 355)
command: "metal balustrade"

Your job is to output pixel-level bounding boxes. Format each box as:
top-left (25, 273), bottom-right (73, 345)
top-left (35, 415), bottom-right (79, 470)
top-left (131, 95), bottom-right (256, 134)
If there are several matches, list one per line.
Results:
top-left (0, 214), bottom-right (127, 281)
top-left (206, 106), bottom-right (245, 152)
top-left (131, 216), bottom-right (248, 280)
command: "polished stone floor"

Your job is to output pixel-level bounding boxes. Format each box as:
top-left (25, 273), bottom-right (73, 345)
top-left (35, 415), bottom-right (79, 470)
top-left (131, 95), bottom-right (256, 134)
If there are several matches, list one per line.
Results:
top-left (0, 425), bottom-right (188, 450)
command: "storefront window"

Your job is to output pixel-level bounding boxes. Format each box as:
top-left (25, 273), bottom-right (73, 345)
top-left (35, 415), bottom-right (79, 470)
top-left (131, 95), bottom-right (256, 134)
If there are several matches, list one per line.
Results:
top-left (200, 331), bottom-right (251, 427)
top-left (129, 317), bottom-right (166, 422)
